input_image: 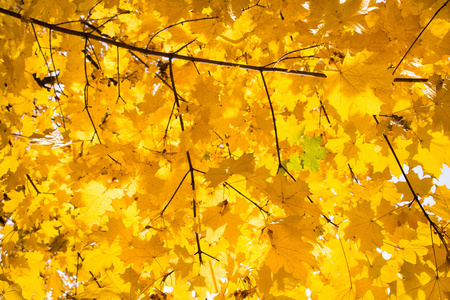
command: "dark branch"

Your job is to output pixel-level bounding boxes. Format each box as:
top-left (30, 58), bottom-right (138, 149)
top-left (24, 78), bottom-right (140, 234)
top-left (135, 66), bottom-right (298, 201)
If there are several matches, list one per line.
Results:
top-left (195, 233), bottom-right (203, 264)
top-left (260, 72), bottom-right (282, 167)
top-left (26, 174), bottom-right (40, 195)
top-left (393, 78), bottom-right (428, 83)
top-left (260, 71), bottom-right (296, 180)
top-left (320, 99), bottom-right (331, 125)
top-left (373, 116), bottom-right (417, 200)
top-left (168, 56), bottom-right (203, 264)
top-left (242, 0), bottom-right (265, 12)
top-left (0, 7), bottom-right (326, 78)
top-left (373, 115), bottom-right (449, 254)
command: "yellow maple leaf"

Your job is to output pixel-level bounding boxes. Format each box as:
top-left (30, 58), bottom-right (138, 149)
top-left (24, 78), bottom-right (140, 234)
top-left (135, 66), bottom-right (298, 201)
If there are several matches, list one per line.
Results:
top-left (264, 174), bottom-right (318, 216)
top-left (429, 185), bottom-right (450, 221)
top-left (72, 181), bottom-right (115, 226)
top-left (397, 260), bottom-right (450, 300)
top-left (264, 217), bottom-right (316, 279)
top-left (0, 280), bottom-right (23, 300)
top-left (396, 171), bottom-right (434, 198)
top-left (120, 234), bottom-right (169, 272)
top-left (324, 50), bottom-right (392, 120)
top-left (202, 200), bottom-right (244, 244)
top-left (205, 153), bottom-right (255, 188)
top-left (344, 200), bottom-right (385, 252)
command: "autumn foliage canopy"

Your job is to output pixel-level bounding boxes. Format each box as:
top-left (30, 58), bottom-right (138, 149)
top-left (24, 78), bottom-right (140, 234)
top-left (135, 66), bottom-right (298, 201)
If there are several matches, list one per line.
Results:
top-left (1, 0), bottom-right (450, 299)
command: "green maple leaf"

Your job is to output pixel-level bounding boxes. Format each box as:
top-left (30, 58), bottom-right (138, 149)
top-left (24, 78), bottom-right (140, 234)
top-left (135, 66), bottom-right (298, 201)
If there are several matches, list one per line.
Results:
top-left (288, 135), bottom-right (327, 172)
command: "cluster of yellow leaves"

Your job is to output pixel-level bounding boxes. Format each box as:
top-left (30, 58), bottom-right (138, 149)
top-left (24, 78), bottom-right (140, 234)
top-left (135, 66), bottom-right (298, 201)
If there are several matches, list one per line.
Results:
top-left (1, 0), bottom-right (450, 299)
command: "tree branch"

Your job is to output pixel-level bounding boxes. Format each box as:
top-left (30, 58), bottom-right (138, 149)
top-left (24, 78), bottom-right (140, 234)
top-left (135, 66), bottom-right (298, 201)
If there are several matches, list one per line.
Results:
top-left (0, 7), bottom-right (327, 78)
top-left (0, 7), bottom-right (430, 82)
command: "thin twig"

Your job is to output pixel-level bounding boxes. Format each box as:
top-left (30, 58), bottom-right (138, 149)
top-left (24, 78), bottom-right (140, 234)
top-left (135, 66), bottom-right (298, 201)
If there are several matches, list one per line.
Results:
top-left (260, 71), bottom-right (296, 180)
top-left (223, 182), bottom-right (269, 214)
top-left (76, 252), bottom-right (102, 289)
top-left (242, 0), bottom-right (265, 12)
top-left (307, 196), bottom-right (339, 227)
top-left (373, 116), bottom-right (417, 200)
top-left (270, 44), bottom-right (323, 68)
top-left (348, 163), bottom-right (362, 186)
top-left (48, 30), bottom-right (67, 129)
top-left (83, 39), bottom-right (102, 144)
top-left (146, 16), bottom-right (218, 48)
top-left (392, 0), bottom-right (449, 75)
top-left (260, 72), bottom-right (282, 166)
top-left (116, 46), bottom-right (125, 103)
top-left (128, 50), bottom-right (188, 103)
top-left (322, 214), bottom-right (339, 228)
top-left (30, 23), bottom-right (49, 69)
top-left (339, 237), bottom-right (353, 289)
top-left (75, 252), bottom-right (79, 295)
top-left (160, 170), bottom-right (190, 216)
top-left (172, 38), bottom-right (197, 54)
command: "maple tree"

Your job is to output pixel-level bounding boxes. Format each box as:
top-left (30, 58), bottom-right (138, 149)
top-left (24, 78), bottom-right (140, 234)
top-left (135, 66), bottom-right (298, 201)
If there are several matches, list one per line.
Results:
top-left (1, 0), bottom-right (450, 299)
